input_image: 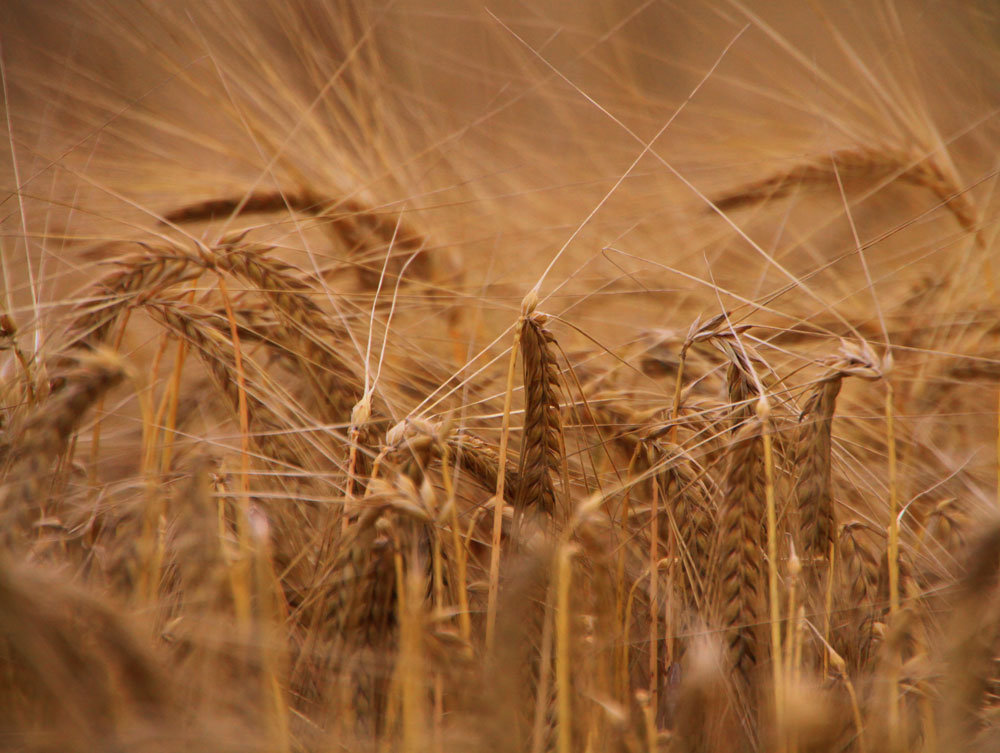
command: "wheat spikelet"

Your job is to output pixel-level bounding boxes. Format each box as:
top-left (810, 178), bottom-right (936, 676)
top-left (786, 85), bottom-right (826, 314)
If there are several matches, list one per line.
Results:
top-left (447, 430), bottom-right (522, 505)
top-left (711, 145), bottom-right (982, 244)
top-left (68, 248), bottom-right (204, 346)
top-left (212, 241), bottom-right (361, 422)
top-left (0, 349), bottom-right (127, 548)
top-left (836, 521), bottom-right (881, 669)
top-left (796, 343), bottom-right (882, 577)
top-left (151, 304), bottom-right (306, 468)
top-left (647, 441), bottom-right (715, 607)
top-left (516, 311), bottom-right (565, 517)
top-left (72, 241), bottom-right (363, 423)
top-left (162, 190), bottom-right (432, 286)
top-left (710, 419), bottom-right (765, 685)
top-left (795, 375), bottom-right (843, 574)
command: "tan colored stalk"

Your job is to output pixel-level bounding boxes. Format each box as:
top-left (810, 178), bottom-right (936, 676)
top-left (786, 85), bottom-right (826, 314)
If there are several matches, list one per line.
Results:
top-left (437, 439), bottom-right (472, 649)
top-left (555, 544), bottom-right (574, 753)
top-left (885, 380), bottom-right (901, 752)
top-left (217, 276), bottom-right (253, 633)
top-left (399, 567), bottom-right (428, 753)
top-left (648, 469), bottom-right (659, 715)
top-left (136, 347), bottom-right (165, 606)
top-left (615, 445), bottom-right (641, 704)
top-left (757, 395), bottom-right (784, 738)
top-left (530, 579), bottom-right (557, 753)
top-left (250, 511), bottom-right (291, 753)
top-left (783, 548), bottom-right (801, 694)
top-left (485, 318), bottom-right (522, 653)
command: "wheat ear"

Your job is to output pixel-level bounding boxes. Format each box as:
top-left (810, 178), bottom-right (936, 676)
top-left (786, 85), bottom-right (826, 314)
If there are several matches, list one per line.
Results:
top-left (0, 349), bottom-right (127, 548)
top-left (161, 190), bottom-right (432, 286)
top-left (836, 521), bottom-right (880, 669)
top-left (710, 418), bottom-right (765, 685)
top-left (796, 342), bottom-right (883, 579)
top-left (516, 311), bottom-right (565, 518)
top-left (711, 145), bottom-right (982, 244)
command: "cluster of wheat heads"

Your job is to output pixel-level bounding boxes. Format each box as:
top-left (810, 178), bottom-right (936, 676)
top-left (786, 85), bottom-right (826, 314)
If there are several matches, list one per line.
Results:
top-left (3, 1), bottom-right (1000, 752)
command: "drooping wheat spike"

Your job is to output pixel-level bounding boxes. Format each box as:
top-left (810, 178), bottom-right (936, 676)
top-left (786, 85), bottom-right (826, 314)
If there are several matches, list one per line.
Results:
top-left (67, 247), bottom-right (204, 346)
top-left (160, 189), bottom-right (326, 223)
top-left (795, 342), bottom-right (882, 579)
top-left (447, 430), bottom-right (523, 505)
top-left (648, 441), bottom-right (716, 608)
top-left (0, 349), bottom-right (127, 549)
top-left (716, 339), bottom-right (759, 432)
top-left (710, 418), bottom-right (765, 686)
top-left (836, 521), bottom-right (881, 669)
top-left (161, 190), bottom-right (432, 287)
top-left (212, 241), bottom-right (361, 422)
top-left (71, 241), bottom-right (363, 423)
top-left (150, 304), bottom-right (305, 469)
top-left (795, 375), bottom-right (843, 573)
top-left (710, 145), bottom-right (983, 245)
top-left (516, 311), bottom-right (565, 517)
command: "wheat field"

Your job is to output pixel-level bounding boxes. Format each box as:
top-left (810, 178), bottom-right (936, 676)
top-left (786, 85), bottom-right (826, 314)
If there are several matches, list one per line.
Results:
top-left (1, 1), bottom-right (999, 751)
